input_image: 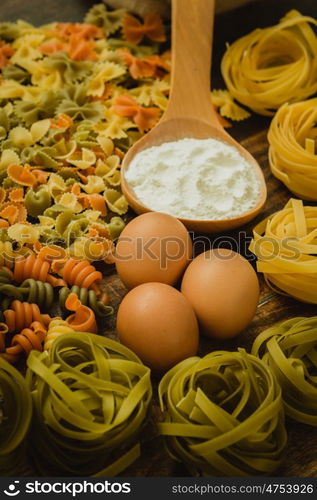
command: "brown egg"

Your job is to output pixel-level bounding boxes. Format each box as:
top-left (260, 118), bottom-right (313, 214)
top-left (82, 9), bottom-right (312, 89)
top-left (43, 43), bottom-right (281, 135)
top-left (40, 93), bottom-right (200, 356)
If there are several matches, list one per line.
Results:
top-left (116, 282), bottom-right (199, 372)
top-left (115, 212), bottom-right (192, 289)
top-left (181, 248), bottom-right (259, 339)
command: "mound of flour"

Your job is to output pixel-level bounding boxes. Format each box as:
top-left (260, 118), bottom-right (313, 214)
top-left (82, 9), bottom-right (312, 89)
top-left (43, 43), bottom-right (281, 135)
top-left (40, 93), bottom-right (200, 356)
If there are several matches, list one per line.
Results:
top-left (125, 137), bottom-right (261, 220)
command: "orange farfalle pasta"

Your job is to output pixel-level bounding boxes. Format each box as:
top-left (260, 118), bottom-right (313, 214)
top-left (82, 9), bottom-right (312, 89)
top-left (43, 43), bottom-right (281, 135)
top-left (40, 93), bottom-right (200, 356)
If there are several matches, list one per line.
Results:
top-left (9, 188), bottom-right (24, 202)
top-left (0, 321), bottom-right (47, 364)
top-left (46, 23), bottom-right (103, 61)
top-left (123, 12), bottom-right (165, 44)
top-left (65, 293), bottom-right (97, 333)
top-left (113, 94), bottom-right (160, 132)
top-left (40, 39), bottom-right (67, 55)
top-left (51, 22), bottom-right (103, 40)
top-left (0, 40), bottom-right (14, 69)
top-left (3, 302), bottom-right (52, 333)
top-left (12, 254), bottom-right (66, 287)
top-left (119, 48), bottom-right (168, 80)
top-left (88, 193), bottom-right (107, 216)
top-left (53, 258), bottom-right (103, 293)
top-left (0, 205), bottom-right (19, 225)
top-left (68, 36), bottom-right (97, 61)
top-left (5, 202), bottom-right (27, 222)
top-left (7, 164), bottom-right (37, 187)
top-left (50, 113), bottom-right (73, 130)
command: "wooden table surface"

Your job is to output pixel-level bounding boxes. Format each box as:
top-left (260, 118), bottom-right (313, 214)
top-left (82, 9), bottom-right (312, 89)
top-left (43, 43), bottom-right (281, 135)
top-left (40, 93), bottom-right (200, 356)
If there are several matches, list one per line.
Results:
top-left (1, 0), bottom-right (317, 478)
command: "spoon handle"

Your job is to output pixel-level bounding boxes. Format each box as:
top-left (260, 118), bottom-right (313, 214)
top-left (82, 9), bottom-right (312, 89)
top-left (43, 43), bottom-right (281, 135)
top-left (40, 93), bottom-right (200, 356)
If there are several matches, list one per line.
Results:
top-left (162, 0), bottom-right (219, 126)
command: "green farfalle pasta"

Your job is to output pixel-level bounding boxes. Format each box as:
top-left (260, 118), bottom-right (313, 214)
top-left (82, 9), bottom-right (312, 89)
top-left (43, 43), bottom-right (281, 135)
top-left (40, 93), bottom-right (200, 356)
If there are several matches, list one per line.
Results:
top-left (0, 22), bottom-right (22, 40)
top-left (56, 83), bottom-right (104, 122)
top-left (26, 332), bottom-right (152, 476)
top-left (0, 358), bottom-right (32, 476)
top-left (25, 187), bottom-right (52, 217)
top-left (59, 286), bottom-right (113, 319)
top-left (2, 64), bottom-right (29, 83)
top-left (158, 349), bottom-right (286, 477)
top-left (107, 216), bottom-right (126, 240)
top-left (42, 52), bottom-right (94, 84)
top-left (20, 146), bottom-right (61, 168)
top-left (84, 3), bottom-right (126, 36)
top-left (252, 317), bottom-right (317, 426)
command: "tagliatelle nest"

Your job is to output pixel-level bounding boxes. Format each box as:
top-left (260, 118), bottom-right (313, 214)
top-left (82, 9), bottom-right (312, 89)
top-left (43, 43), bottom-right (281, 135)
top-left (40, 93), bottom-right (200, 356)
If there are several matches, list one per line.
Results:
top-left (221, 10), bottom-right (317, 115)
top-left (26, 332), bottom-right (152, 476)
top-left (158, 349), bottom-right (286, 477)
top-left (268, 98), bottom-right (317, 201)
top-left (0, 358), bottom-right (33, 476)
top-left (249, 198), bottom-right (317, 303)
top-left (252, 317), bottom-right (317, 426)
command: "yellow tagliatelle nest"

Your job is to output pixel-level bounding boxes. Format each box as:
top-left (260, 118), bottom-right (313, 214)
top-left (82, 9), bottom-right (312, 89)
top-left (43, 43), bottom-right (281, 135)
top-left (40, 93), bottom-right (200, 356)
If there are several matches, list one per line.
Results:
top-left (221, 10), bottom-right (317, 115)
top-left (268, 98), bottom-right (317, 200)
top-left (26, 332), bottom-right (152, 476)
top-left (158, 349), bottom-right (286, 477)
top-left (249, 198), bottom-right (317, 303)
top-left (252, 317), bottom-right (317, 426)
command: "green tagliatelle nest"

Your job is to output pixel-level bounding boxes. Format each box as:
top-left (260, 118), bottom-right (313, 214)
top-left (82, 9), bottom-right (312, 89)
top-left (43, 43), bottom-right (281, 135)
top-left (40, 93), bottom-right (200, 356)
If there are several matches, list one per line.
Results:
top-left (26, 332), bottom-right (152, 476)
top-left (252, 317), bottom-right (317, 426)
top-left (158, 349), bottom-right (286, 477)
top-left (0, 358), bottom-right (32, 476)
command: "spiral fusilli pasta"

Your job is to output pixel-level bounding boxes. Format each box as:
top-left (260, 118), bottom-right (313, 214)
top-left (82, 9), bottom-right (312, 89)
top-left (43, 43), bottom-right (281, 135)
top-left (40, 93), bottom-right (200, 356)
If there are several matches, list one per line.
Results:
top-left (0, 321), bottom-right (47, 364)
top-left (44, 319), bottom-right (75, 350)
top-left (3, 300), bottom-right (53, 332)
top-left (59, 285), bottom-right (112, 318)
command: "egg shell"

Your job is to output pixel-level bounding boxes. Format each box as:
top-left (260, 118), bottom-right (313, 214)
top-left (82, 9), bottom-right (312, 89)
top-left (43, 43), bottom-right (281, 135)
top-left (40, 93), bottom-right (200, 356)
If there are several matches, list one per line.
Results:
top-left (181, 248), bottom-right (259, 339)
top-left (116, 282), bottom-right (199, 372)
top-left (115, 212), bottom-right (192, 289)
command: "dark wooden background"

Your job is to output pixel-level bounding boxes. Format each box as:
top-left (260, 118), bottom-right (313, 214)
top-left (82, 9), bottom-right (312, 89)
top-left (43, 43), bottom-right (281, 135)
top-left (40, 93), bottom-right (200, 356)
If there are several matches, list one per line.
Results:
top-left (1, 0), bottom-right (317, 478)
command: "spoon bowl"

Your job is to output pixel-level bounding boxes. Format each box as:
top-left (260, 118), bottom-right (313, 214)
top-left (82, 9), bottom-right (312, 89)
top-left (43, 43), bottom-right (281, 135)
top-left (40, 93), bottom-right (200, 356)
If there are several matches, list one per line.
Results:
top-left (121, 0), bottom-right (267, 233)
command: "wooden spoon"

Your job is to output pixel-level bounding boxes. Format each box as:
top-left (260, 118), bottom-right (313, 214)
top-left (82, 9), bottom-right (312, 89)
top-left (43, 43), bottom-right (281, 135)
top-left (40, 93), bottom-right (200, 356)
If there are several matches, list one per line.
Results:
top-left (121, 0), bottom-right (267, 233)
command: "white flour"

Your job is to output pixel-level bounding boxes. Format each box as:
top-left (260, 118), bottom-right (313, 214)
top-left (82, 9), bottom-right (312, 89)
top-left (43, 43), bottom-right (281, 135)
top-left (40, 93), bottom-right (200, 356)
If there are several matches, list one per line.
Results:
top-left (125, 138), bottom-right (261, 220)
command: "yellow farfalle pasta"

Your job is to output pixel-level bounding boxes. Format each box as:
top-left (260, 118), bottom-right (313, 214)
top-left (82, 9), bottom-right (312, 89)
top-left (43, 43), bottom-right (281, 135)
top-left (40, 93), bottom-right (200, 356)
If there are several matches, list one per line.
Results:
top-left (211, 89), bottom-right (250, 121)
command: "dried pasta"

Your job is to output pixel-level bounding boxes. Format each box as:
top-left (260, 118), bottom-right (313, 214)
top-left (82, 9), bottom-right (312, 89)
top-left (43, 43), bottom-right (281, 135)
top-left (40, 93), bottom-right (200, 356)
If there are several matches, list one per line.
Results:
top-left (64, 293), bottom-right (97, 333)
top-left (53, 257), bottom-right (102, 292)
top-left (26, 332), bottom-right (152, 476)
top-left (0, 320), bottom-right (47, 364)
top-left (268, 98), bottom-right (317, 200)
top-left (2, 300), bottom-right (52, 332)
top-left (11, 254), bottom-right (66, 287)
top-left (0, 358), bottom-right (32, 476)
top-left (44, 319), bottom-right (75, 350)
top-left (249, 198), bottom-right (317, 303)
top-left (158, 349), bottom-right (286, 476)
top-left (59, 285), bottom-right (112, 318)
top-left (252, 317), bottom-right (317, 426)
top-left (221, 10), bottom-right (317, 115)
top-left (0, 279), bottom-right (54, 311)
